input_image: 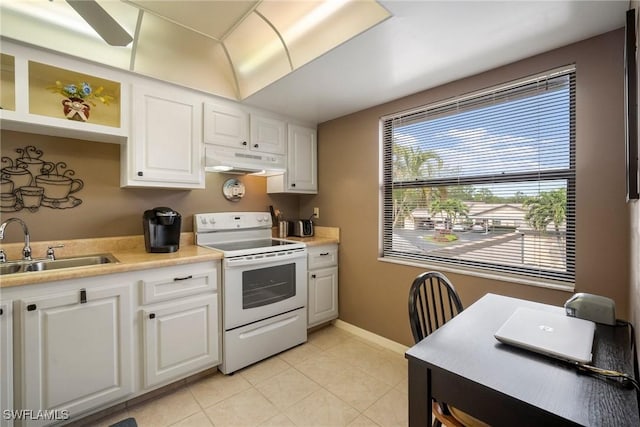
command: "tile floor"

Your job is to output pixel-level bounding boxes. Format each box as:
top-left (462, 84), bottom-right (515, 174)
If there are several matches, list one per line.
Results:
top-left (95, 325), bottom-right (409, 427)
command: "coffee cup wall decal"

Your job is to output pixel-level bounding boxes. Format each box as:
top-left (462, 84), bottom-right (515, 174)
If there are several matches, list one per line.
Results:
top-left (0, 146), bottom-right (83, 212)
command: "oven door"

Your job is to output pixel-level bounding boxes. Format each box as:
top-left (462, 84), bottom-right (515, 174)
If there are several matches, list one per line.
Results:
top-left (223, 250), bottom-right (307, 330)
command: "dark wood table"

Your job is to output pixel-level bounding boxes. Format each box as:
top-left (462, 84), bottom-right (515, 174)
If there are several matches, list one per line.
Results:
top-left (405, 293), bottom-right (640, 427)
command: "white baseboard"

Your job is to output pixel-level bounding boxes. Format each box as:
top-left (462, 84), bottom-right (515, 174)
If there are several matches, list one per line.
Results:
top-left (333, 319), bottom-right (409, 355)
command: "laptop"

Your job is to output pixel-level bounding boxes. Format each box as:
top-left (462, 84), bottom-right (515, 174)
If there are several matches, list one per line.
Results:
top-left (494, 306), bottom-right (596, 364)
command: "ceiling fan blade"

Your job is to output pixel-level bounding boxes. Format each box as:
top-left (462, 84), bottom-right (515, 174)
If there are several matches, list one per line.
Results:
top-left (66, 0), bottom-right (133, 46)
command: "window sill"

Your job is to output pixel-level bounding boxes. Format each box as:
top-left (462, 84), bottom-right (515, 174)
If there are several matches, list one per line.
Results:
top-left (378, 256), bottom-right (575, 293)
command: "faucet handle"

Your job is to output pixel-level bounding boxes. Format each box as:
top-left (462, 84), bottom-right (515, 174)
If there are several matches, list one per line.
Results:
top-left (47, 244), bottom-right (64, 260)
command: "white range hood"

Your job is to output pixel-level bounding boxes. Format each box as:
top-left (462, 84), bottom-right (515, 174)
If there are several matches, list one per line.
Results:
top-left (204, 144), bottom-right (286, 176)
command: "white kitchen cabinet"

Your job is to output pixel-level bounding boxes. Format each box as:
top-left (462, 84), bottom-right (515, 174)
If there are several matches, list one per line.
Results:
top-left (142, 295), bottom-right (219, 388)
top-left (122, 82), bottom-right (204, 189)
top-left (204, 104), bottom-right (286, 155)
top-left (307, 244), bottom-right (339, 328)
top-left (203, 102), bottom-right (249, 149)
top-left (18, 283), bottom-right (132, 425)
top-left (0, 301), bottom-right (13, 427)
top-left (138, 262), bottom-right (220, 389)
top-left (267, 124), bottom-right (317, 194)
top-left (250, 114), bottom-right (286, 155)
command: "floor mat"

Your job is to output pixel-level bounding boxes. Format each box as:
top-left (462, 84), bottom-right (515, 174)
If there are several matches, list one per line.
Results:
top-left (109, 418), bottom-right (137, 427)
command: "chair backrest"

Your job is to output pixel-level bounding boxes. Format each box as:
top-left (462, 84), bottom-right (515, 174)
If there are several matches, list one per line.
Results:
top-left (408, 271), bottom-right (464, 343)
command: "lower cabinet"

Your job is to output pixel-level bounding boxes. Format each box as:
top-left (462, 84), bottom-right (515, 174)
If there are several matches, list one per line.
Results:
top-left (307, 244), bottom-right (339, 328)
top-left (141, 294), bottom-right (219, 388)
top-left (4, 260), bottom-right (220, 426)
top-left (138, 262), bottom-right (220, 389)
top-left (1, 301), bottom-right (13, 427)
top-left (18, 284), bottom-right (132, 426)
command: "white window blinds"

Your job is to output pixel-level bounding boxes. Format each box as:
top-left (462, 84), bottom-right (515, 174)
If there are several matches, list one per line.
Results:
top-left (381, 65), bottom-right (576, 283)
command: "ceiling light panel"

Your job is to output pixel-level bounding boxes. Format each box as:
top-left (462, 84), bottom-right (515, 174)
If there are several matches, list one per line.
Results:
top-left (224, 11), bottom-right (291, 98)
top-left (259, 0), bottom-right (390, 69)
top-left (134, 12), bottom-right (237, 99)
top-left (127, 0), bottom-right (258, 40)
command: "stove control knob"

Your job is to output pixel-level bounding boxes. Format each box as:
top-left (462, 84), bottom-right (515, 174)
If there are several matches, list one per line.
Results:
top-left (208, 217), bottom-right (216, 224)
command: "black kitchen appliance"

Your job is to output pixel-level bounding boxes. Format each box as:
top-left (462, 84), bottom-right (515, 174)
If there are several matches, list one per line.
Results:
top-left (143, 207), bottom-right (181, 253)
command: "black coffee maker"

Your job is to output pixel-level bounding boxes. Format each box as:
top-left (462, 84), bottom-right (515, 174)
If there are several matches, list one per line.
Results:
top-left (143, 207), bottom-right (182, 253)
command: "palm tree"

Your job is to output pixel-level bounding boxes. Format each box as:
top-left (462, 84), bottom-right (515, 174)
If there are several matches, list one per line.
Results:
top-left (392, 145), bottom-right (442, 227)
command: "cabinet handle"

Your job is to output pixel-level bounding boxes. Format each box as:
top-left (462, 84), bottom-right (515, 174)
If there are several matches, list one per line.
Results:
top-left (242, 141), bottom-right (247, 146)
top-left (137, 171), bottom-right (143, 176)
top-left (311, 274), bottom-right (317, 278)
top-left (27, 304), bottom-right (37, 311)
top-left (80, 288), bottom-right (87, 304)
top-left (320, 252), bottom-right (330, 256)
top-left (174, 275), bottom-right (193, 281)
top-left (149, 313), bottom-right (156, 319)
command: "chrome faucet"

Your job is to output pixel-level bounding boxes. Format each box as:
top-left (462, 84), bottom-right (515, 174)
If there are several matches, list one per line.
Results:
top-left (0, 218), bottom-right (31, 261)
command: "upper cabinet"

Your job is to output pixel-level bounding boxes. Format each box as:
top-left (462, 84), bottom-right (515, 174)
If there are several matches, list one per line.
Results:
top-left (267, 124), bottom-right (317, 194)
top-left (121, 82), bottom-right (204, 189)
top-left (203, 102), bottom-right (248, 149)
top-left (250, 115), bottom-right (286, 155)
top-left (203, 103), bottom-right (286, 155)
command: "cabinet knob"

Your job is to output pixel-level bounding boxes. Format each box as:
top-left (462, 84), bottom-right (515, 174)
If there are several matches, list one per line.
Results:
top-left (254, 144), bottom-right (259, 148)
top-left (137, 171), bottom-right (143, 176)
top-left (311, 274), bottom-right (317, 278)
top-left (291, 183), bottom-right (296, 187)
top-left (27, 304), bottom-right (37, 311)
top-left (0, 308), bottom-right (3, 316)
top-left (242, 141), bottom-right (248, 146)
top-left (149, 313), bottom-right (156, 319)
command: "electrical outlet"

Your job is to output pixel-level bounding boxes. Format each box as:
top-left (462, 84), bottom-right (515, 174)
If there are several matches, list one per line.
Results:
top-left (313, 207), bottom-right (320, 219)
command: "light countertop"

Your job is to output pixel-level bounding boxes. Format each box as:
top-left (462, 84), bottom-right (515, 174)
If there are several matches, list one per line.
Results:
top-left (0, 228), bottom-right (339, 289)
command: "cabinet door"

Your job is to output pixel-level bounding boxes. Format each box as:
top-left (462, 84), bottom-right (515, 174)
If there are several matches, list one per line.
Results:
top-left (0, 302), bottom-right (13, 427)
top-left (126, 84), bottom-right (203, 188)
top-left (308, 267), bottom-right (338, 328)
top-left (250, 115), bottom-right (286, 155)
top-left (19, 284), bottom-right (132, 424)
top-left (142, 294), bottom-right (219, 388)
top-left (203, 102), bottom-right (249, 149)
top-left (287, 124), bottom-right (317, 192)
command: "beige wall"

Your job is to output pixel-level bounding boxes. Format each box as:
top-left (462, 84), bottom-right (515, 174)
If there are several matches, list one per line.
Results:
top-left (302, 29), bottom-right (630, 346)
top-left (0, 130), bottom-right (300, 244)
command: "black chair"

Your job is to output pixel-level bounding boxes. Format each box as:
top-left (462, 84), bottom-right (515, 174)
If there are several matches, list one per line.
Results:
top-left (408, 271), bottom-right (463, 343)
top-left (408, 271), bottom-right (487, 427)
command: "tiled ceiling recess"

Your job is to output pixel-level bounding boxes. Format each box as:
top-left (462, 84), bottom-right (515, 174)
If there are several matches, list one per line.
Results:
top-left (0, 0), bottom-right (390, 100)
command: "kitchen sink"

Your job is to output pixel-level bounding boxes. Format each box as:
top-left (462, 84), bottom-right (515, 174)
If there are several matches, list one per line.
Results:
top-left (0, 254), bottom-right (119, 275)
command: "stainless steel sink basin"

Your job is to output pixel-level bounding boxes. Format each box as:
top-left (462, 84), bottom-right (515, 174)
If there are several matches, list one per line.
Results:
top-left (0, 254), bottom-right (119, 275)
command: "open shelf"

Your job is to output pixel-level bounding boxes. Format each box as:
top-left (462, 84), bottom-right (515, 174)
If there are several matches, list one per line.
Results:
top-left (1, 54), bottom-right (15, 111)
top-left (28, 61), bottom-right (121, 128)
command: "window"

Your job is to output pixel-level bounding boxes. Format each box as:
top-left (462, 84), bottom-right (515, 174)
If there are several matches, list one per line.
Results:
top-left (381, 66), bottom-right (575, 285)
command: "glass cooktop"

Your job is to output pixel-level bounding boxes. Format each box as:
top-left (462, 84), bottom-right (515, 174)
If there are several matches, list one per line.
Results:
top-left (205, 239), bottom-right (298, 252)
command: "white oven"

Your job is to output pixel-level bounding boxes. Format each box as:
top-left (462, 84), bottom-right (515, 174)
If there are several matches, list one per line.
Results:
top-left (223, 248), bottom-right (307, 329)
top-left (194, 212), bottom-right (308, 374)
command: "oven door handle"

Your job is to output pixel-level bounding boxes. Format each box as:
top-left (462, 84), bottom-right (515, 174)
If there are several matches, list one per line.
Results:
top-left (224, 250), bottom-right (307, 268)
